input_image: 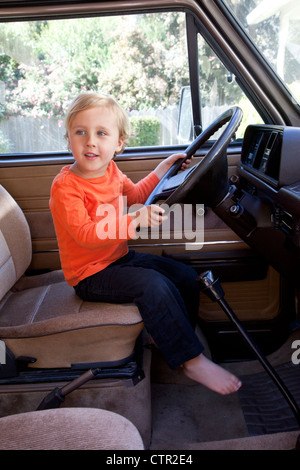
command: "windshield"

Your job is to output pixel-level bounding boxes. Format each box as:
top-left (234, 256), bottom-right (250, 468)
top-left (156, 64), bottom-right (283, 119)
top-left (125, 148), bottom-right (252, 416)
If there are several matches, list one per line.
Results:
top-left (223, 0), bottom-right (300, 104)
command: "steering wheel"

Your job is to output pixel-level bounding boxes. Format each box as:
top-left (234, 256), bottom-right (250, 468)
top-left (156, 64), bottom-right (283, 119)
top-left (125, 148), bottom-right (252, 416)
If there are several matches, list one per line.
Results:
top-left (145, 106), bottom-right (243, 208)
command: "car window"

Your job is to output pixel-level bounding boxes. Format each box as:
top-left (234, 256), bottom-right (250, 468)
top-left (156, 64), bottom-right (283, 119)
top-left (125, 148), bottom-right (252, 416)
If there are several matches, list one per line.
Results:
top-left (223, 0), bottom-right (300, 104)
top-left (0, 8), bottom-right (264, 155)
top-left (197, 33), bottom-right (262, 139)
top-left (0, 12), bottom-right (191, 154)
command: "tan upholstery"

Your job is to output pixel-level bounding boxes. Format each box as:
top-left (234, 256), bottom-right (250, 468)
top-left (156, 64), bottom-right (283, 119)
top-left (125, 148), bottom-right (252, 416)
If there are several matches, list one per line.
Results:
top-left (0, 408), bottom-right (144, 450)
top-left (0, 184), bottom-right (144, 368)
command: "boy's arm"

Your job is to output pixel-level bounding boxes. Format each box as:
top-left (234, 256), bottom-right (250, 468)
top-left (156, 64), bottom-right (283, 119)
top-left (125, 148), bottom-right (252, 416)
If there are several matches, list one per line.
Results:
top-left (122, 171), bottom-right (160, 206)
top-left (122, 153), bottom-right (192, 206)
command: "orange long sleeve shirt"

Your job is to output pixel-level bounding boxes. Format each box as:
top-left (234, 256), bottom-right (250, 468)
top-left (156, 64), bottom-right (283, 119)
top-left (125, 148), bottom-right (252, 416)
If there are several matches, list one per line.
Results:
top-left (49, 161), bottom-right (159, 286)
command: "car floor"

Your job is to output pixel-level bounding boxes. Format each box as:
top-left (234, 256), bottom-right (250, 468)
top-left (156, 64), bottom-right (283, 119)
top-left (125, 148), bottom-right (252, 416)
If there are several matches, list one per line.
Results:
top-left (148, 327), bottom-right (300, 450)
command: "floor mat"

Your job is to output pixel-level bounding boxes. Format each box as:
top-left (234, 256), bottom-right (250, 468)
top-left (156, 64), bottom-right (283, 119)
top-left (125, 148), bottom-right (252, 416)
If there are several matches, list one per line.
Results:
top-left (151, 382), bottom-right (248, 449)
top-left (238, 362), bottom-right (300, 436)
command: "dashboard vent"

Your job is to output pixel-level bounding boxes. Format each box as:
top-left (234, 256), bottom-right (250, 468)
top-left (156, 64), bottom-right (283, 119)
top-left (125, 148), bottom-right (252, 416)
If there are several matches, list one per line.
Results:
top-left (242, 125), bottom-right (283, 182)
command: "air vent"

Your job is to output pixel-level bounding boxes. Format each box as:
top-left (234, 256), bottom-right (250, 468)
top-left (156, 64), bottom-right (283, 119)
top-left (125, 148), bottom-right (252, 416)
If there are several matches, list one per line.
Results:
top-left (257, 131), bottom-right (282, 180)
top-left (241, 125), bottom-right (283, 182)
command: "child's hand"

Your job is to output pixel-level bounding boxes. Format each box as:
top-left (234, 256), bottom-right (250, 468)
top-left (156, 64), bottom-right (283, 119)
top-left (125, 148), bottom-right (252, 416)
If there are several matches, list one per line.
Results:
top-left (130, 205), bottom-right (167, 230)
top-left (154, 152), bottom-right (193, 180)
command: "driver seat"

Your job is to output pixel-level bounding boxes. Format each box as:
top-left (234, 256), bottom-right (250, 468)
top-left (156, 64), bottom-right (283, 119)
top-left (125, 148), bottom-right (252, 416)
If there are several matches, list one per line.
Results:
top-left (0, 184), bottom-right (144, 371)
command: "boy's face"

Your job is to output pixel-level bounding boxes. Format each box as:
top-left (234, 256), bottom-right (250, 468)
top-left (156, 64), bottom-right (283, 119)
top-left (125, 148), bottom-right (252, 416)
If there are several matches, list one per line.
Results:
top-left (68, 105), bottom-right (124, 178)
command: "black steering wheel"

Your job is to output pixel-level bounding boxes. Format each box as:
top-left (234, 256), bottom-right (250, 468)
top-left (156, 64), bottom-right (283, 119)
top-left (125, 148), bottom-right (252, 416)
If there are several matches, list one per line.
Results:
top-left (145, 107), bottom-right (243, 208)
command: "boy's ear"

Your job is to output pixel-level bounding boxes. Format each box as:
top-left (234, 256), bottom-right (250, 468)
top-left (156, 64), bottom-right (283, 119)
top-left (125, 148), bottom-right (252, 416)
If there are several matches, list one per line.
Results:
top-left (116, 137), bottom-right (125, 153)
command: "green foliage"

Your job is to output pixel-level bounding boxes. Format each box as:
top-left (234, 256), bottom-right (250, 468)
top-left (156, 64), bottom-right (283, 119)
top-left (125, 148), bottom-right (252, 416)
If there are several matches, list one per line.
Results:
top-left (0, 54), bottom-right (24, 120)
top-left (0, 13), bottom-right (188, 123)
top-left (129, 116), bottom-right (160, 147)
top-left (0, 54), bottom-right (23, 90)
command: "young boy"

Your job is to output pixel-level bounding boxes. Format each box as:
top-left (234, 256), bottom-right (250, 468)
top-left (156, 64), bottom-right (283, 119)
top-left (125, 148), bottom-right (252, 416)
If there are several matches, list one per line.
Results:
top-left (50, 92), bottom-right (241, 395)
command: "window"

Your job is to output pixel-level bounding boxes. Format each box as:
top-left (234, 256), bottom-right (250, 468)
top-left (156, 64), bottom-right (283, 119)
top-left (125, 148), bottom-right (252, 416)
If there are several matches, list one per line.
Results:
top-left (197, 33), bottom-right (263, 139)
top-left (0, 12), bottom-right (190, 153)
top-left (223, 0), bottom-right (300, 104)
top-left (0, 7), bottom-right (266, 155)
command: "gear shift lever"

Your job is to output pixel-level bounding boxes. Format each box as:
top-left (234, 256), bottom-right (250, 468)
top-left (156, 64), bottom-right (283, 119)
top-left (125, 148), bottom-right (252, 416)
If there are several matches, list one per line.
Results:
top-left (197, 270), bottom-right (300, 438)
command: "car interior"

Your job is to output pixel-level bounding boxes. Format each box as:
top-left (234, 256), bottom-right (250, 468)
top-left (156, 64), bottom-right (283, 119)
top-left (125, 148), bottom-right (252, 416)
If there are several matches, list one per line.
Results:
top-left (0, 0), bottom-right (299, 452)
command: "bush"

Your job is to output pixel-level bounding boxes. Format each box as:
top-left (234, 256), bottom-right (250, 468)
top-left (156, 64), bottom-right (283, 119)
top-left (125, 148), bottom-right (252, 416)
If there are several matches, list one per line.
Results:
top-left (129, 115), bottom-right (160, 147)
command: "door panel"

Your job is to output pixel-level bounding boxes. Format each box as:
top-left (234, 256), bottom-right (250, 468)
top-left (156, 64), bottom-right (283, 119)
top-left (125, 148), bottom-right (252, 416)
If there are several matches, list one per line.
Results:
top-left (0, 162), bottom-right (64, 271)
top-left (0, 148), bottom-right (282, 330)
top-left (0, 150), bottom-right (245, 266)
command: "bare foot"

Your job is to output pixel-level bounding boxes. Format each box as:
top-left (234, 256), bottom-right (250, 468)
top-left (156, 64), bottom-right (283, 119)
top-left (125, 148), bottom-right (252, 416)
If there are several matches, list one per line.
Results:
top-left (182, 354), bottom-right (242, 395)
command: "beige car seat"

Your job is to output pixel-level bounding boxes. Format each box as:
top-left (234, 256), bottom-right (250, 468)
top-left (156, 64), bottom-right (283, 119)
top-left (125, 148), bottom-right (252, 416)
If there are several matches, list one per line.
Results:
top-left (0, 184), bottom-right (144, 370)
top-left (0, 407), bottom-right (144, 450)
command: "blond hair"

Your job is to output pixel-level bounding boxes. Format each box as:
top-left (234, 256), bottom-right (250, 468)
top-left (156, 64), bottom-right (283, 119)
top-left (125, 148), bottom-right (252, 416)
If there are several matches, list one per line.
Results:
top-left (64, 92), bottom-right (130, 154)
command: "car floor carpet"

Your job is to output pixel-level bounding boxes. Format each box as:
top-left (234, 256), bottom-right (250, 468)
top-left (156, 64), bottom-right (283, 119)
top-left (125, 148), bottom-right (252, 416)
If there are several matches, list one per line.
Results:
top-left (149, 330), bottom-right (300, 449)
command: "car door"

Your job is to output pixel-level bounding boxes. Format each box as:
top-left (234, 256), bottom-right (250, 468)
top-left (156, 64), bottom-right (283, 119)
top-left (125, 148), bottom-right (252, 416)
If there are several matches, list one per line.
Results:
top-left (0, 0), bottom-right (293, 362)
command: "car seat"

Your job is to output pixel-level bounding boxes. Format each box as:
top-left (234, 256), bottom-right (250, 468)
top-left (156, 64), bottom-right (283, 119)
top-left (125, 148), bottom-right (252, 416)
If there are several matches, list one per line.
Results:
top-left (0, 407), bottom-right (144, 450)
top-left (0, 184), bottom-right (144, 371)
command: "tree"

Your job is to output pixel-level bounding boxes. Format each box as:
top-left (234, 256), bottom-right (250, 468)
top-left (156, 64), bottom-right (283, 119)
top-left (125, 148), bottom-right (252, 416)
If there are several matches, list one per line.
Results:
top-left (0, 12), bottom-right (189, 121)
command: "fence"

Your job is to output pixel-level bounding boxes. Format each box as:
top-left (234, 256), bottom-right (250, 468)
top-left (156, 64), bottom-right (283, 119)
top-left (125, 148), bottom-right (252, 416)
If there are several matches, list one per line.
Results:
top-left (0, 104), bottom-right (230, 153)
top-left (0, 105), bottom-right (180, 154)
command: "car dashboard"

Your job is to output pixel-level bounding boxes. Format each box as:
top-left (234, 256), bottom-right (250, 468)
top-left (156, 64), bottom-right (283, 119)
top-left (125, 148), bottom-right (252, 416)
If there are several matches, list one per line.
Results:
top-left (214, 124), bottom-right (300, 287)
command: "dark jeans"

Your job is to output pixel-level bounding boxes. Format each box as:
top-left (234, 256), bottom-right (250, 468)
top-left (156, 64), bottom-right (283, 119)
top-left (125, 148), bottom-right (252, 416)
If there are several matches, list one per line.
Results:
top-left (74, 250), bottom-right (204, 369)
